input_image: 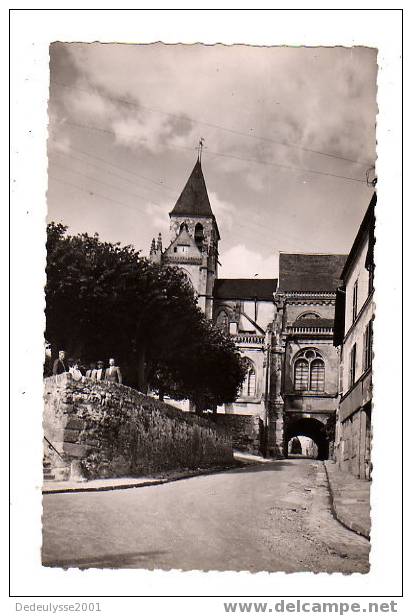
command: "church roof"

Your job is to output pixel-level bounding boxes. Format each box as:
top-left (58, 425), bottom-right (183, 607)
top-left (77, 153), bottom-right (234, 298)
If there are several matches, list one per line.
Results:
top-left (292, 318), bottom-right (335, 328)
top-left (173, 226), bottom-right (194, 246)
top-left (213, 279), bottom-right (278, 301)
top-left (163, 224), bottom-right (202, 259)
top-left (278, 253), bottom-right (347, 293)
top-left (170, 159), bottom-right (214, 218)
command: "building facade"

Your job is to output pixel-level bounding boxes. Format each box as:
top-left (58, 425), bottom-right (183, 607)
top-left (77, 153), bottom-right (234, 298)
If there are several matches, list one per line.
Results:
top-left (333, 194), bottom-right (375, 480)
top-left (267, 253), bottom-right (347, 459)
top-left (150, 157), bottom-right (349, 458)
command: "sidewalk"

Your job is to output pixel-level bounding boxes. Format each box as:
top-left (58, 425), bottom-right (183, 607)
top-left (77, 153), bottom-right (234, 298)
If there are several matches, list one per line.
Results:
top-left (42, 451), bottom-right (267, 494)
top-left (324, 461), bottom-right (371, 539)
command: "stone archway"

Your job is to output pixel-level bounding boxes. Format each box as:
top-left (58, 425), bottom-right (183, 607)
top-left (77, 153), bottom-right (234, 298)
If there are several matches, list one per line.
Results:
top-left (285, 416), bottom-right (331, 460)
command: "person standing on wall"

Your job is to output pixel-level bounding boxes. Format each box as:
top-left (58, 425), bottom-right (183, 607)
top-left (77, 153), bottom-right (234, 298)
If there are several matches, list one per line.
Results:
top-left (52, 350), bottom-right (68, 375)
top-left (105, 358), bottom-right (122, 385)
top-left (95, 360), bottom-right (106, 381)
top-left (44, 341), bottom-right (53, 377)
top-left (86, 361), bottom-right (96, 378)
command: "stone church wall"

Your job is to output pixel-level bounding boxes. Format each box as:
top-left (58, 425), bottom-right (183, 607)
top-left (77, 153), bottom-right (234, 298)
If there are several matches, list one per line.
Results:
top-left (44, 373), bottom-right (233, 480)
top-left (285, 302), bottom-right (335, 323)
top-left (284, 340), bottom-right (340, 395)
top-left (211, 414), bottom-right (263, 454)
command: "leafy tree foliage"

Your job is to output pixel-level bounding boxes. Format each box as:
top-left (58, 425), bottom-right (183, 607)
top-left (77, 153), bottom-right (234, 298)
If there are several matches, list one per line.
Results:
top-left (45, 223), bottom-right (246, 409)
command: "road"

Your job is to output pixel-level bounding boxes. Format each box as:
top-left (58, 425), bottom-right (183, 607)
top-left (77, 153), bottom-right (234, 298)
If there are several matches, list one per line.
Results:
top-left (42, 459), bottom-right (370, 573)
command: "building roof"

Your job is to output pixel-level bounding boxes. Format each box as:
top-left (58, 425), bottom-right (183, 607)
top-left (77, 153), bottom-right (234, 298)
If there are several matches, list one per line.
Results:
top-left (333, 287), bottom-right (346, 347)
top-left (213, 278), bottom-right (278, 301)
top-left (163, 225), bottom-right (202, 260)
top-left (172, 226), bottom-right (195, 247)
top-left (291, 318), bottom-right (334, 328)
top-left (340, 192), bottom-right (376, 281)
top-left (334, 192), bottom-right (376, 347)
top-left (278, 253), bottom-right (348, 293)
top-left (170, 159), bottom-right (214, 218)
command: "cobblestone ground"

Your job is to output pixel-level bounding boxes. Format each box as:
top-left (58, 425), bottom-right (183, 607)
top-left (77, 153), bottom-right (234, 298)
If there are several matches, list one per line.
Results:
top-left (42, 459), bottom-right (369, 573)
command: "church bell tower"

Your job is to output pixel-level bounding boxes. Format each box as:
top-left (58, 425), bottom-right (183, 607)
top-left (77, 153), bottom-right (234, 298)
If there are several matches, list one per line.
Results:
top-left (153, 151), bottom-right (219, 319)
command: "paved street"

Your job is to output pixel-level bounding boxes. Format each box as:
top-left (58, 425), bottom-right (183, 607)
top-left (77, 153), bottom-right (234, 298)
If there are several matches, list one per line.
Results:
top-left (42, 459), bottom-right (369, 573)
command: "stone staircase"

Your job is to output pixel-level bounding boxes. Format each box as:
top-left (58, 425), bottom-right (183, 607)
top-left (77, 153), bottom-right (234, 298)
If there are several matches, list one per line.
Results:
top-left (43, 437), bottom-right (70, 482)
top-left (43, 456), bottom-right (56, 481)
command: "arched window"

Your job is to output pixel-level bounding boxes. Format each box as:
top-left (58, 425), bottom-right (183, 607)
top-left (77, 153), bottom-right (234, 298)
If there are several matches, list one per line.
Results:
top-left (294, 359), bottom-right (309, 391)
top-left (296, 312), bottom-right (320, 321)
top-left (293, 349), bottom-right (325, 392)
top-left (241, 359), bottom-right (256, 398)
top-left (180, 222), bottom-right (188, 232)
top-left (310, 359), bottom-right (325, 391)
top-left (216, 310), bottom-right (229, 333)
top-left (194, 223), bottom-right (204, 247)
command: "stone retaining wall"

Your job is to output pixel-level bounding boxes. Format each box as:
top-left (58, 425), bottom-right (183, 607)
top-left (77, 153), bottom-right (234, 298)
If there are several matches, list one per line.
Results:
top-left (43, 374), bottom-right (233, 480)
top-left (211, 414), bottom-right (263, 454)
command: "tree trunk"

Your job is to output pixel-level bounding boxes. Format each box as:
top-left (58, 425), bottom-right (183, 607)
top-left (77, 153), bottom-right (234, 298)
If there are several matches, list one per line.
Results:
top-left (136, 346), bottom-right (147, 393)
top-left (193, 395), bottom-right (205, 415)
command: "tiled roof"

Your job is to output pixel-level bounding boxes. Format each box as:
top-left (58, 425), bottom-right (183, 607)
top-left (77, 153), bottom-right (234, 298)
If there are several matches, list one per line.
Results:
top-left (291, 318), bottom-right (334, 328)
top-left (278, 253), bottom-right (347, 293)
top-left (213, 278), bottom-right (278, 301)
top-left (172, 226), bottom-right (195, 247)
top-left (170, 160), bottom-right (214, 217)
top-left (163, 225), bottom-right (201, 259)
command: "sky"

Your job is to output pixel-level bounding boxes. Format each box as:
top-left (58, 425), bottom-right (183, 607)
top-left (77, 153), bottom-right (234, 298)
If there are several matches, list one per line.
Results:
top-left (47, 43), bottom-right (377, 279)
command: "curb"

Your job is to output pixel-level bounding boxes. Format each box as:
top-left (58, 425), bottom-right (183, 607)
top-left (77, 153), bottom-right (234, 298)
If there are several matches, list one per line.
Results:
top-left (42, 460), bottom-right (258, 495)
top-left (323, 462), bottom-right (370, 540)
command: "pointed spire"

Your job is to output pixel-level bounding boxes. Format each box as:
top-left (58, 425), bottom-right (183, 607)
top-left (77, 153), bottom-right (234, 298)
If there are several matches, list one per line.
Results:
top-left (150, 238), bottom-right (156, 255)
top-left (169, 158), bottom-right (213, 217)
top-left (157, 233), bottom-right (163, 252)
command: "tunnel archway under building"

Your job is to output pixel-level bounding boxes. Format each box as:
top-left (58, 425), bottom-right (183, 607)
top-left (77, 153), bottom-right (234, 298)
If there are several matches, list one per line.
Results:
top-left (285, 417), bottom-right (330, 460)
top-left (287, 436), bottom-right (318, 458)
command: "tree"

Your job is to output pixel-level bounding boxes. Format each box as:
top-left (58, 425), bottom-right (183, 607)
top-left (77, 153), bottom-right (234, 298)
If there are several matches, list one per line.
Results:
top-left (45, 223), bottom-right (246, 408)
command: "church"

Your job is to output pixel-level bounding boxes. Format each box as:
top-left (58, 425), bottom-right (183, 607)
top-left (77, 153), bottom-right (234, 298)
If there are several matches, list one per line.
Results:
top-left (149, 156), bottom-right (347, 459)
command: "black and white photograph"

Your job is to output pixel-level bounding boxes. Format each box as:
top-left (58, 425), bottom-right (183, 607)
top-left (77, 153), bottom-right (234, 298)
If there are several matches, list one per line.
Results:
top-left (41, 41), bottom-right (377, 574)
top-left (8, 8), bottom-right (404, 606)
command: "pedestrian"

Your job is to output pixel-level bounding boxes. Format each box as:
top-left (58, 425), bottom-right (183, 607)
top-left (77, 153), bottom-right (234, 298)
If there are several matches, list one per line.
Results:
top-left (105, 357), bottom-right (122, 384)
top-left (52, 350), bottom-right (68, 375)
top-left (77, 359), bottom-right (87, 376)
top-left (86, 362), bottom-right (96, 378)
top-left (69, 358), bottom-right (84, 382)
top-left (95, 360), bottom-right (106, 381)
top-left (44, 341), bottom-right (53, 377)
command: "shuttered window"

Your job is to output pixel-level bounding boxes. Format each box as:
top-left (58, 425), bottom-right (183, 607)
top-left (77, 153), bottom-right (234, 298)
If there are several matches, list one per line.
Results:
top-left (349, 344), bottom-right (357, 387)
top-left (352, 280), bottom-right (358, 323)
top-left (363, 320), bottom-right (373, 372)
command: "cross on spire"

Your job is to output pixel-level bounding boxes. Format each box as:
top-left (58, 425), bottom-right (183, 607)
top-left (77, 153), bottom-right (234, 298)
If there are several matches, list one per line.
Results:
top-left (197, 137), bottom-right (205, 163)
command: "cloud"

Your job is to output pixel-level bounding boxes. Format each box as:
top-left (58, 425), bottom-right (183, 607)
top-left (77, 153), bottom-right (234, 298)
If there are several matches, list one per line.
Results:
top-left (209, 191), bottom-right (235, 232)
top-left (219, 244), bottom-right (276, 279)
top-left (69, 86), bottom-right (115, 122)
top-left (48, 111), bottom-right (71, 154)
top-left (55, 43), bottom-right (376, 164)
top-left (111, 112), bottom-right (169, 152)
top-left (48, 43), bottom-right (377, 268)
top-left (144, 201), bottom-right (170, 237)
